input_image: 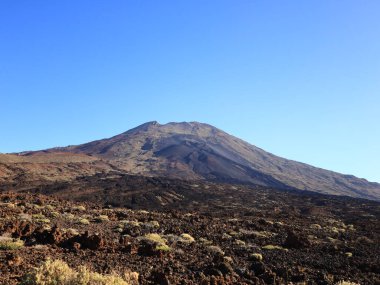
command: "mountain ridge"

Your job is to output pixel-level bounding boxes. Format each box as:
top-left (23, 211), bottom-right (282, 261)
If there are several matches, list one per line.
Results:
top-left (11, 121), bottom-right (379, 201)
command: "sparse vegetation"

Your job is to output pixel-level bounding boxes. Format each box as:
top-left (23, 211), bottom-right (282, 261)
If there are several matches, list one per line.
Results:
top-left (95, 215), bottom-right (109, 222)
top-left (143, 233), bottom-right (171, 251)
top-left (19, 259), bottom-right (139, 285)
top-left (66, 228), bottom-right (79, 236)
top-left (345, 252), bottom-right (353, 258)
top-left (310, 223), bottom-right (322, 230)
top-left (45, 205), bottom-right (55, 211)
top-left (262, 245), bottom-right (288, 251)
top-left (63, 213), bottom-right (75, 220)
top-left (207, 245), bottom-right (224, 255)
top-left (142, 220), bottom-right (159, 228)
top-left (73, 205), bottom-right (86, 211)
top-left (234, 239), bottom-right (246, 246)
top-left (122, 220), bottom-right (140, 228)
top-left (155, 244), bottom-right (171, 251)
top-left (144, 233), bottom-right (167, 245)
top-left (199, 238), bottom-right (213, 245)
top-left (0, 202), bottom-right (16, 208)
top-left (49, 211), bottom-right (60, 218)
top-left (77, 218), bottom-right (90, 225)
top-left (180, 233), bottom-right (195, 243)
top-left (0, 186), bottom-right (378, 284)
top-left (250, 253), bottom-right (263, 261)
top-left (0, 237), bottom-right (24, 250)
top-left (32, 214), bottom-right (50, 224)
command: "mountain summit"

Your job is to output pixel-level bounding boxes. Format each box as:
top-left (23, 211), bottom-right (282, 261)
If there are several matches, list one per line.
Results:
top-left (37, 121), bottom-right (379, 200)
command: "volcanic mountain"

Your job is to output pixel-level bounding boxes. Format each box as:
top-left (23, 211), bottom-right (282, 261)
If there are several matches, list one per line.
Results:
top-left (12, 121), bottom-right (379, 201)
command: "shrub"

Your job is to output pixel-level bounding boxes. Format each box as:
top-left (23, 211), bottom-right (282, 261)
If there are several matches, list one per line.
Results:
top-left (310, 224), bottom-right (322, 230)
top-left (63, 213), bottom-right (76, 220)
top-left (262, 245), bottom-right (288, 251)
top-left (73, 205), bottom-right (86, 211)
top-left (199, 238), bottom-right (213, 245)
top-left (20, 259), bottom-right (139, 285)
top-left (0, 237), bottom-right (24, 250)
top-left (66, 228), bottom-right (79, 236)
top-left (122, 220), bottom-right (140, 228)
top-left (78, 218), bottom-right (90, 225)
top-left (234, 239), bottom-right (246, 246)
top-left (143, 234), bottom-right (171, 251)
top-left (45, 205), bottom-right (55, 211)
top-left (32, 214), bottom-right (46, 219)
top-left (144, 233), bottom-right (167, 245)
top-left (222, 233), bottom-right (232, 240)
top-left (95, 215), bottom-right (109, 223)
top-left (32, 214), bottom-right (50, 224)
top-left (250, 253), bottom-right (263, 261)
top-left (142, 221), bottom-right (160, 228)
top-left (155, 244), bottom-right (171, 251)
top-left (51, 211), bottom-right (60, 218)
top-left (180, 233), bottom-right (195, 243)
top-left (207, 245), bottom-right (224, 255)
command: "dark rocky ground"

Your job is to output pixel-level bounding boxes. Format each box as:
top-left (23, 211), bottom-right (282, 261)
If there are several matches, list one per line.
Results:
top-left (0, 176), bottom-right (379, 284)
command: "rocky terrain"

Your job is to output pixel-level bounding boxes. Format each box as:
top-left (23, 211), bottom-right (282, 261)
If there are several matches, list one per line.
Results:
top-left (6, 121), bottom-right (380, 201)
top-left (1, 121), bottom-right (379, 284)
top-left (0, 152), bottom-right (120, 185)
top-left (0, 180), bottom-right (379, 284)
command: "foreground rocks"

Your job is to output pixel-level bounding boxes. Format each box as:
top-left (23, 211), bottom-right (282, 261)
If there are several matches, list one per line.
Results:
top-left (0, 191), bottom-right (379, 284)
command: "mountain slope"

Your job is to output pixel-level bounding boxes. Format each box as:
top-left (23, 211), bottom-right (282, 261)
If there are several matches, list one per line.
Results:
top-left (31, 121), bottom-right (380, 201)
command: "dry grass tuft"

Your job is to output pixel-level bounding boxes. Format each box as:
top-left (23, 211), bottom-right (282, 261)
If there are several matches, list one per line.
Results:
top-left (180, 233), bottom-right (195, 243)
top-left (20, 259), bottom-right (139, 285)
top-left (0, 236), bottom-right (24, 250)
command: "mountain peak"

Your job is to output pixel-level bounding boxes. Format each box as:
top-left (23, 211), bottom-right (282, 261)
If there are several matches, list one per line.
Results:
top-left (22, 121), bottom-right (380, 201)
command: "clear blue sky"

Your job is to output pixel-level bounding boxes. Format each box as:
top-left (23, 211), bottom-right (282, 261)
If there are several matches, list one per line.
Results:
top-left (1, 1), bottom-right (379, 182)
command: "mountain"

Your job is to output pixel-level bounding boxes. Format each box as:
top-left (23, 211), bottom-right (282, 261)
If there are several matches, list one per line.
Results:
top-left (19, 121), bottom-right (379, 201)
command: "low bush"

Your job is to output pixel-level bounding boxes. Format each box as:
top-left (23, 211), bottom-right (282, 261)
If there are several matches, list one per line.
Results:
top-left (207, 245), bottom-right (224, 255)
top-left (20, 259), bottom-right (139, 285)
top-left (77, 218), bottom-right (90, 225)
top-left (250, 253), bottom-right (263, 261)
top-left (0, 237), bottom-right (24, 250)
top-left (143, 234), bottom-right (171, 251)
top-left (262, 245), bottom-right (288, 251)
top-left (180, 233), bottom-right (195, 243)
top-left (73, 205), bottom-right (86, 211)
top-left (95, 215), bottom-right (109, 223)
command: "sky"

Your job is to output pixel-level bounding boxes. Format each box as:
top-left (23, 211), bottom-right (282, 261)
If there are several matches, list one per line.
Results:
top-left (1, 1), bottom-right (379, 182)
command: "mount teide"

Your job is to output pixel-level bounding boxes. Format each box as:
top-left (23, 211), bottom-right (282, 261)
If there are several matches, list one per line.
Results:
top-left (22, 121), bottom-right (379, 201)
